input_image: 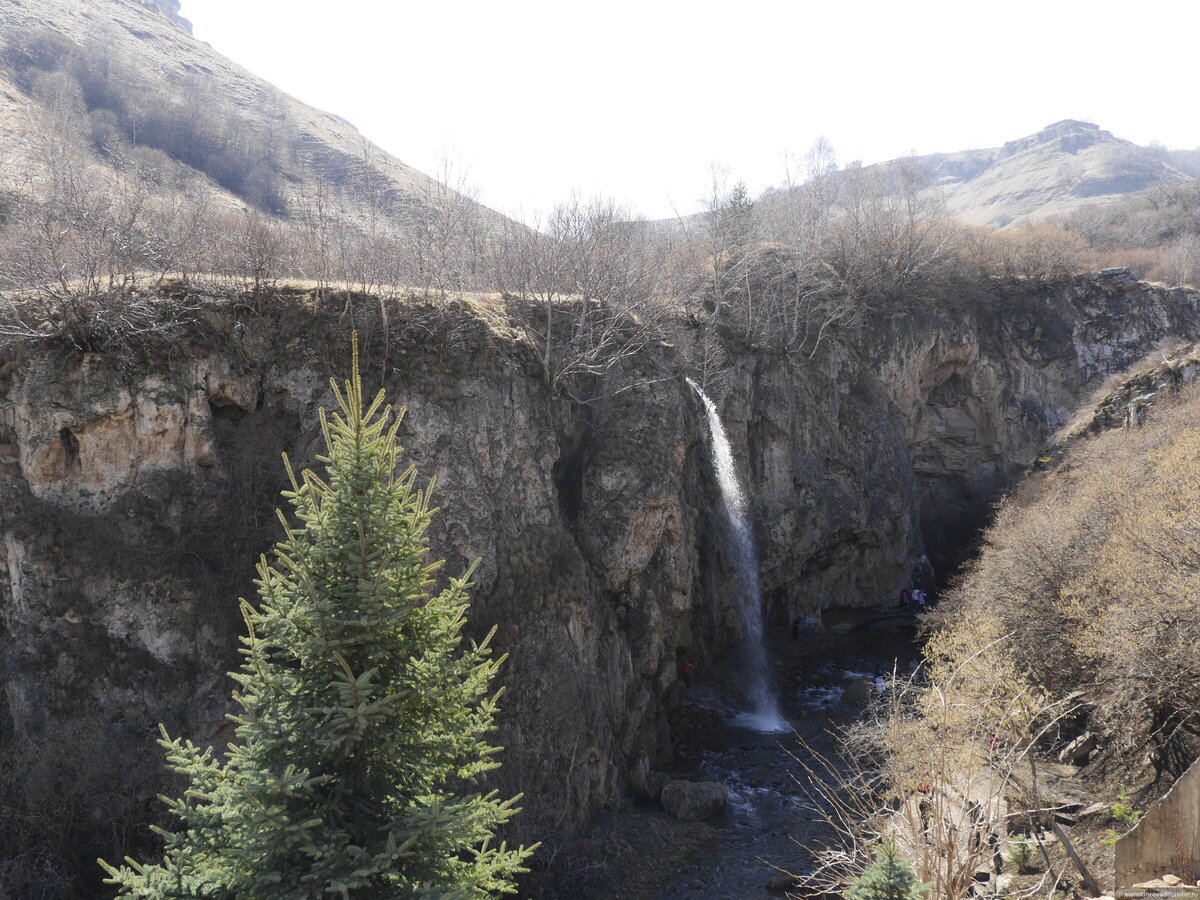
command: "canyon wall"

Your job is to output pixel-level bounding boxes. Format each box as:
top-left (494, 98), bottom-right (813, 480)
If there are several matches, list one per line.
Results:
top-left (1, 273), bottom-right (1198, 864)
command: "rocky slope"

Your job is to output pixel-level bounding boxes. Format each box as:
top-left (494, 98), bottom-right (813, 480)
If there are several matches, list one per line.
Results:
top-left (1, 275), bottom-right (1199, 890)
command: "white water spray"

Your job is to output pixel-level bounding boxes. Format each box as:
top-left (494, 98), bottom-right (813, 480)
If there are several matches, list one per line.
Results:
top-left (687, 378), bottom-right (786, 733)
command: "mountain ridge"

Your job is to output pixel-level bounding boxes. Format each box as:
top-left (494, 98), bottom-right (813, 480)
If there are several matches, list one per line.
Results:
top-left (883, 119), bottom-right (1193, 226)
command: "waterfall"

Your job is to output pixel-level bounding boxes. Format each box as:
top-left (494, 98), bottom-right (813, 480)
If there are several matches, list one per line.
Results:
top-left (687, 378), bottom-right (786, 732)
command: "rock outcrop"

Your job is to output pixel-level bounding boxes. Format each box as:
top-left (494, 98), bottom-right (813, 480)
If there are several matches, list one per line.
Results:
top-left (872, 276), bottom-right (1200, 570)
top-left (2, 275), bottom-right (1199, 864)
top-left (128, 0), bottom-right (192, 32)
top-left (660, 780), bottom-right (729, 822)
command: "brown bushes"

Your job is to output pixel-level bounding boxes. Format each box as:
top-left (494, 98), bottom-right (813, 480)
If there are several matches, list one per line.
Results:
top-left (939, 382), bottom-right (1200, 778)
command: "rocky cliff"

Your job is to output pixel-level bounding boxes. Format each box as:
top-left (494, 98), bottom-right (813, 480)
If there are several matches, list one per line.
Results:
top-left (875, 270), bottom-right (1200, 569)
top-left (1, 275), bottom-right (1198, 886)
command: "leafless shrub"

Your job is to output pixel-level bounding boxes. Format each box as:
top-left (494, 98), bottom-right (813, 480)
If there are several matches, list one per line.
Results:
top-left (492, 195), bottom-right (669, 395)
top-left (945, 382), bottom-right (1200, 779)
top-left (787, 631), bottom-right (1078, 900)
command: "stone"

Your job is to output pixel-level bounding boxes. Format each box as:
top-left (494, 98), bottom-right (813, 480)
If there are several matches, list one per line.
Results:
top-left (645, 771), bottom-right (671, 801)
top-left (660, 780), bottom-right (728, 822)
top-left (842, 677), bottom-right (875, 706)
top-left (1162, 875), bottom-right (1182, 886)
top-left (1058, 732), bottom-right (1098, 765)
top-left (767, 871), bottom-right (799, 892)
top-left (995, 873), bottom-right (1014, 894)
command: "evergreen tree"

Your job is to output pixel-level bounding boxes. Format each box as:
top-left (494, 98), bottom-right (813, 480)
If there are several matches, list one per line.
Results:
top-left (846, 841), bottom-right (929, 900)
top-left (101, 339), bottom-right (533, 898)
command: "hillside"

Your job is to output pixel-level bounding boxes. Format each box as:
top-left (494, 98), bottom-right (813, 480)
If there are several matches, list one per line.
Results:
top-left (659, 120), bottom-right (1194, 242)
top-left (893, 343), bottom-right (1200, 896)
top-left (907, 119), bottom-right (1193, 227)
top-left (0, 0), bottom-right (508, 235)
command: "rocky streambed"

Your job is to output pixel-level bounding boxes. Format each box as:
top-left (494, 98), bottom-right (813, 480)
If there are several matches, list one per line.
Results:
top-left (539, 619), bottom-right (919, 900)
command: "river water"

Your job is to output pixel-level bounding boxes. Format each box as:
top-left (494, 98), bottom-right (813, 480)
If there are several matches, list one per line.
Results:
top-left (656, 621), bottom-right (920, 899)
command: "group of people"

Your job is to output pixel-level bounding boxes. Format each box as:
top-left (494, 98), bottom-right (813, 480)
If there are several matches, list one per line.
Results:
top-left (790, 614), bottom-right (815, 640)
top-left (898, 587), bottom-right (928, 611)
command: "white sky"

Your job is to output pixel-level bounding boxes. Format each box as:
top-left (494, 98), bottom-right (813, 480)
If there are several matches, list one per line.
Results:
top-left (185, 0), bottom-right (1200, 222)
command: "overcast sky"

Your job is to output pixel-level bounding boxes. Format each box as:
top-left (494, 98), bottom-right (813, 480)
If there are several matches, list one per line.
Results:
top-left (185, 0), bottom-right (1200, 221)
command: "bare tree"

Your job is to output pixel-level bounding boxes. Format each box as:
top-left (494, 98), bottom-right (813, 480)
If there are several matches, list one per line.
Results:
top-left (408, 151), bottom-right (482, 301)
top-left (222, 209), bottom-right (291, 295)
top-left (493, 195), bottom-right (667, 395)
top-left (788, 631), bottom-right (1077, 900)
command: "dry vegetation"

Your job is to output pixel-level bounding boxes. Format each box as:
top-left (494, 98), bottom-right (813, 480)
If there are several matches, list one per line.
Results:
top-left (950, 382), bottom-right (1200, 778)
top-left (1066, 182), bottom-right (1200, 286)
top-left (791, 630), bottom-right (1082, 900)
top-left (804, 378), bottom-right (1200, 900)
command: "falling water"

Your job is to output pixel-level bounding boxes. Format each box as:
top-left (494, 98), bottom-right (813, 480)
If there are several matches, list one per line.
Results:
top-left (687, 378), bottom-right (786, 733)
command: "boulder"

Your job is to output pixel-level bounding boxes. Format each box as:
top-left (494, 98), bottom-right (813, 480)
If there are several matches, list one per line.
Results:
top-left (660, 780), bottom-right (728, 822)
top-left (767, 871), bottom-right (799, 892)
top-left (1057, 732), bottom-right (1098, 765)
top-left (842, 676), bottom-right (874, 706)
top-left (645, 771), bottom-right (671, 801)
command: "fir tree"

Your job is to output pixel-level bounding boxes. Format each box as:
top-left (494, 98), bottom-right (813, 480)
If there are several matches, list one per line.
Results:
top-left (101, 339), bottom-right (533, 898)
top-left (846, 841), bottom-right (929, 900)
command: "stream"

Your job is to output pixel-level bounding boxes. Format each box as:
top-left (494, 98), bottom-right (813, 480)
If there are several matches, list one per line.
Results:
top-left (656, 619), bottom-right (920, 900)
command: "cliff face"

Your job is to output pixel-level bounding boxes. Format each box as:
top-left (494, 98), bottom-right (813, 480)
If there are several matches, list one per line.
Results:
top-left (875, 273), bottom-right (1200, 570)
top-left (1, 276), bottom-right (1198, 860)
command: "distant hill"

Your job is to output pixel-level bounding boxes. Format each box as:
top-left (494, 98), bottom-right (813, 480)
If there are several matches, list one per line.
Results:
top-left (886, 119), bottom-right (1194, 227)
top-left (655, 121), bottom-right (1195, 235)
